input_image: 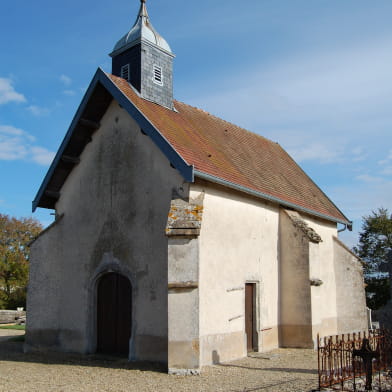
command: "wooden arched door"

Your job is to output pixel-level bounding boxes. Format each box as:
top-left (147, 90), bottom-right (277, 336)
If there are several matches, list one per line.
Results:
top-left (97, 272), bottom-right (132, 356)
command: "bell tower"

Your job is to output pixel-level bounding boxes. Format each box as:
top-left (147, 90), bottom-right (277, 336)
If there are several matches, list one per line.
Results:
top-left (110, 0), bottom-right (175, 109)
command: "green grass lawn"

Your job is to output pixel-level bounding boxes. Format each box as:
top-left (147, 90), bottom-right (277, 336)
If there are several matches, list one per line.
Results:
top-left (0, 324), bottom-right (25, 330)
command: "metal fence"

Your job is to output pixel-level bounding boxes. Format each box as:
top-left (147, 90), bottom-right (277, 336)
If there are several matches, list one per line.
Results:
top-left (317, 329), bottom-right (392, 391)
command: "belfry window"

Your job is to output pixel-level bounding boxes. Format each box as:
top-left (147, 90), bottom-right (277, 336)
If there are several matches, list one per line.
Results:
top-left (153, 65), bottom-right (163, 85)
top-left (121, 64), bottom-right (130, 81)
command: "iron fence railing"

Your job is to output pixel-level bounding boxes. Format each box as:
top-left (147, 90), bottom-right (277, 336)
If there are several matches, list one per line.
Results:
top-left (317, 329), bottom-right (392, 391)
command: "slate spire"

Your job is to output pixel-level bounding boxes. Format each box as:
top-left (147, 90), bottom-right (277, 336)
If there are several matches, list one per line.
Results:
top-left (110, 0), bottom-right (175, 109)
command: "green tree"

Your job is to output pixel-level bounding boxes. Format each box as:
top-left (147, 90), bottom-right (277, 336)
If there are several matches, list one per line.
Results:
top-left (0, 214), bottom-right (42, 309)
top-left (354, 208), bottom-right (392, 309)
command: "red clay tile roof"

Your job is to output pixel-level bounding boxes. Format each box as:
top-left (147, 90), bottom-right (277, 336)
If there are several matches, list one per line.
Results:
top-left (108, 73), bottom-right (349, 224)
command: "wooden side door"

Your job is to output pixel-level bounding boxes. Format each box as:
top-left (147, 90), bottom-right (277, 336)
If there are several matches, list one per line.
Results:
top-left (97, 273), bottom-right (132, 355)
top-left (245, 283), bottom-right (255, 352)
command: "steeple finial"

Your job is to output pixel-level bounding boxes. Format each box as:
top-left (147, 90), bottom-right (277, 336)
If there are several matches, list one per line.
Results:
top-left (138, 0), bottom-right (148, 21)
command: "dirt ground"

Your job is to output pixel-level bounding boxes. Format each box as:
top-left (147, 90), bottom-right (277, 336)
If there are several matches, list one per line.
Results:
top-left (0, 329), bottom-right (319, 392)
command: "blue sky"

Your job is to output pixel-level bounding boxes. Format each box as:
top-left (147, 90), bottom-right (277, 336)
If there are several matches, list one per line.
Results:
top-left (0, 0), bottom-right (391, 247)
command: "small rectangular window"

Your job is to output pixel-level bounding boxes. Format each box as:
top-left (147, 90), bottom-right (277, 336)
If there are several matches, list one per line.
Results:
top-left (153, 65), bottom-right (163, 85)
top-left (121, 64), bottom-right (130, 81)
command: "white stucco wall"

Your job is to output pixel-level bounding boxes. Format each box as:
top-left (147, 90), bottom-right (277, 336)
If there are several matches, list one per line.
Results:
top-left (27, 100), bottom-right (187, 362)
top-left (191, 180), bottom-right (280, 365)
top-left (301, 214), bottom-right (340, 339)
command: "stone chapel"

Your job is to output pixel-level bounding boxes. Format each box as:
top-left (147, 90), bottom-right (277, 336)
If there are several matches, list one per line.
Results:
top-left (26, 0), bottom-right (367, 374)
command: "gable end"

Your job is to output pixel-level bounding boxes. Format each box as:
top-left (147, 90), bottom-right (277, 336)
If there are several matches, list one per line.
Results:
top-left (32, 68), bottom-right (193, 212)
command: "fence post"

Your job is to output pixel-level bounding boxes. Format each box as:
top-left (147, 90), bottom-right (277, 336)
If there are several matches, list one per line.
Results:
top-left (317, 333), bottom-right (321, 391)
top-left (353, 337), bottom-right (356, 392)
top-left (340, 334), bottom-right (344, 391)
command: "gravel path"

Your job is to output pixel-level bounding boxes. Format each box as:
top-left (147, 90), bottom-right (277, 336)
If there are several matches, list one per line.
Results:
top-left (0, 330), bottom-right (319, 392)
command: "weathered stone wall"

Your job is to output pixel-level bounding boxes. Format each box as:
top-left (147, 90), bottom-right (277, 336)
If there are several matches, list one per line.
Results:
top-left (333, 237), bottom-right (367, 334)
top-left (26, 100), bottom-right (186, 363)
top-left (0, 310), bottom-right (25, 324)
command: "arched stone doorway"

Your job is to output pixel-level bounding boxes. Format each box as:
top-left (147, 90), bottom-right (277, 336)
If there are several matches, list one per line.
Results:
top-left (97, 272), bottom-right (132, 356)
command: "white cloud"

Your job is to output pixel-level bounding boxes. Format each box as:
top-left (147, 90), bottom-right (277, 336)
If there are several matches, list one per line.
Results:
top-left (0, 78), bottom-right (26, 105)
top-left (30, 146), bottom-right (55, 165)
top-left (378, 150), bottom-right (392, 175)
top-left (282, 139), bottom-right (367, 165)
top-left (287, 141), bottom-right (343, 164)
top-left (63, 89), bottom-right (76, 96)
top-left (0, 125), bottom-right (35, 140)
top-left (379, 150), bottom-right (392, 164)
top-left (381, 167), bottom-right (392, 176)
top-left (0, 125), bottom-right (54, 165)
top-left (335, 175), bottom-right (392, 218)
top-left (60, 74), bottom-right (72, 86)
top-left (0, 126), bottom-right (29, 160)
top-left (256, 127), bottom-right (352, 164)
top-left (194, 36), bottom-right (392, 121)
top-left (356, 174), bottom-right (384, 183)
top-left (267, 40), bottom-right (392, 111)
top-left (27, 105), bottom-right (50, 117)
top-left (351, 147), bottom-right (366, 163)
